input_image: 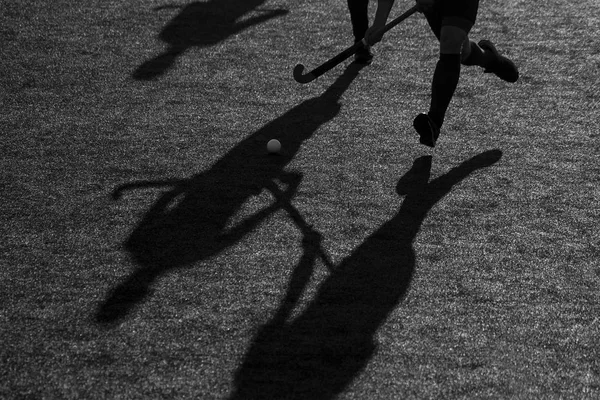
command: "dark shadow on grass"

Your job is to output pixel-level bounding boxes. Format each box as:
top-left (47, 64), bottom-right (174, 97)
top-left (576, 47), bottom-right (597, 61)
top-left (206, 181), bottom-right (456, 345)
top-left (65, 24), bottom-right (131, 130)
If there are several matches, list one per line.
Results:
top-left (96, 63), bottom-right (367, 325)
top-left (133, 0), bottom-right (288, 80)
top-left (229, 149), bottom-right (503, 400)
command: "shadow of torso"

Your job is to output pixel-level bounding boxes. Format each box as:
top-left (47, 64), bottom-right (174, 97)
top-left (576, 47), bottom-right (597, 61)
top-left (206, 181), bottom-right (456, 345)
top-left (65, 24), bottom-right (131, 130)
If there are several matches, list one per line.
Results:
top-left (96, 65), bottom-right (366, 324)
top-left (126, 68), bottom-right (361, 269)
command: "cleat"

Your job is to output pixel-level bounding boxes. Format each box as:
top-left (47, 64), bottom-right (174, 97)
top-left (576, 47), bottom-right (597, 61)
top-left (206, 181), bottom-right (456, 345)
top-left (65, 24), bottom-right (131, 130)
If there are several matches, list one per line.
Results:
top-left (413, 113), bottom-right (440, 148)
top-left (354, 45), bottom-right (373, 65)
top-left (478, 40), bottom-right (519, 82)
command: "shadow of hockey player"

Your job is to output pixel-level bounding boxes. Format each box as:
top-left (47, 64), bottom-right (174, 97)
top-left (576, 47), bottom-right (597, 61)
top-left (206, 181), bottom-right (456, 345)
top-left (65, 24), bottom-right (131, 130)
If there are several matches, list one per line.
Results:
top-left (96, 63), bottom-right (367, 324)
top-left (133, 0), bottom-right (288, 80)
top-left (229, 149), bottom-right (502, 400)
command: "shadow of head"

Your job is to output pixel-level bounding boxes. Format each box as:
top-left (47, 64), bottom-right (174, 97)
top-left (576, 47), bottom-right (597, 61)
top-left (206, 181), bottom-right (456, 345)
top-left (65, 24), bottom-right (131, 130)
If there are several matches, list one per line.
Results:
top-left (133, 0), bottom-right (289, 80)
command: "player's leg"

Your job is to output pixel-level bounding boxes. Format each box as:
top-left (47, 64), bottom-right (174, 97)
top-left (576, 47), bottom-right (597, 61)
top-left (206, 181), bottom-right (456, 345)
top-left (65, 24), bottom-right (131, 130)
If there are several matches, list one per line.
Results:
top-left (466, 39), bottom-right (519, 82)
top-left (461, 39), bottom-right (491, 66)
top-left (413, 25), bottom-right (466, 147)
top-left (428, 24), bottom-right (467, 129)
top-left (457, 11), bottom-right (518, 80)
top-left (347, 0), bottom-right (368, 41)
top-left (347, 0), bottom-right (373, 64)
top-left (414, 0), bottom-right (477, 147)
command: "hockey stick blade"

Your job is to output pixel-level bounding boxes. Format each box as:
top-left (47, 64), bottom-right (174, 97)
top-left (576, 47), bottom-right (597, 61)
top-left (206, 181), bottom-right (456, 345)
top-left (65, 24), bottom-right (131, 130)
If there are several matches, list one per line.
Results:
top-left (293, 64), bottom-right (316, 84)
top-left (293, 5), bottom-right (418, 84)
top-left (293, 40), bottom-right (363, 84)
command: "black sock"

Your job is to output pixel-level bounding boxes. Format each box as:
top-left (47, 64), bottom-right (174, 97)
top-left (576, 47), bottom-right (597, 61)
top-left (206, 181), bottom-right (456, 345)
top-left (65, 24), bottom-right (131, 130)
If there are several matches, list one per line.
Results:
top-left (462, 41), bottom-right (493, 68)
top-left (428, 53), bottom-right (461, 128)
top-left (347, 0), bottom-right (369, 41)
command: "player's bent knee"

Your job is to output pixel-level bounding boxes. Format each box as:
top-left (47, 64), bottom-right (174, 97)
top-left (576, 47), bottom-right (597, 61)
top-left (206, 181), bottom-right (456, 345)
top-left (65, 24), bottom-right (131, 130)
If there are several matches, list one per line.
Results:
top-left (460, 39), bottom-right (471, 62)
top-left (439, 26), bottom-right (468, 55)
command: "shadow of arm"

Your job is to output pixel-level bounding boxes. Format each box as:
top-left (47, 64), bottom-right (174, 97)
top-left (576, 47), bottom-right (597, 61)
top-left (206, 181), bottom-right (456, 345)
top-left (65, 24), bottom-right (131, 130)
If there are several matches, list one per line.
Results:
top-left (112, 179), bottom-right (188, 200)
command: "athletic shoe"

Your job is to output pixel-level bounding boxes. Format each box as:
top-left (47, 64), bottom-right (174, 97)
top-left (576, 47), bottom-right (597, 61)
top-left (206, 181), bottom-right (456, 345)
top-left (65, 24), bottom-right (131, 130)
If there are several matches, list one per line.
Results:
top-left (478, 40), bottom-right (519, 83)
top-left (354, 45), bottom-right (373, 65)
top-left (413, 113), bottom-right (440, 148)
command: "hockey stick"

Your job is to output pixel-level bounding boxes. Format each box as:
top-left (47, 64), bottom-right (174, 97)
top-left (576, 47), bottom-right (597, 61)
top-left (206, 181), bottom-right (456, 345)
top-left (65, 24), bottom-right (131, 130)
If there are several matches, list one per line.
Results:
top-left (293, 5), bottom-right (418, 84)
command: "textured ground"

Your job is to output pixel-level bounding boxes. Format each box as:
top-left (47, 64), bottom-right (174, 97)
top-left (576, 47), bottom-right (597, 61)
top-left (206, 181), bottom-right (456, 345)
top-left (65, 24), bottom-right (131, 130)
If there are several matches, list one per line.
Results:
top-left (1, 0), bottom-right (599, 398)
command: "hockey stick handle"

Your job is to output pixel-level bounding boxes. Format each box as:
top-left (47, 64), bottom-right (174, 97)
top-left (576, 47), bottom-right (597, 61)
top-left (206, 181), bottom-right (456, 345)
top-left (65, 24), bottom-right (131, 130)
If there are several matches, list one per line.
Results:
top-left (372, 4), bottom-right (419, 40)
top-left (293, 5), bottom-right (418, 84)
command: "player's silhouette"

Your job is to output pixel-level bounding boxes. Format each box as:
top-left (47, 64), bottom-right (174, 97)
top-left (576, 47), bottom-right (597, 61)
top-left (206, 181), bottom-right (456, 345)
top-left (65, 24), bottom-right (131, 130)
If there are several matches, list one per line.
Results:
top-left (230, 150), bottom-right (503, 399)
top-left (133, 0), bottom-right (288, 80)
top-left (96, 64), bottom-right (367, 324)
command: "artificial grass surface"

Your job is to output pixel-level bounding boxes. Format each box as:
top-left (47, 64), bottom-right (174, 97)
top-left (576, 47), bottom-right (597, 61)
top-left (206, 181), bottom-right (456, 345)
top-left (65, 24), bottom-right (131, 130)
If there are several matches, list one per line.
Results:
top-left (2, 0), bottom-right (599, 398)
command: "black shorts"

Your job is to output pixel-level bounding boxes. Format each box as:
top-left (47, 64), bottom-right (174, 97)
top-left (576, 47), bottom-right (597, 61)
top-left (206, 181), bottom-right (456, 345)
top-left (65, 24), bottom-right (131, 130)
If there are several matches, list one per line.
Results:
top-left (425, 0), bottom-right (480, 39)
